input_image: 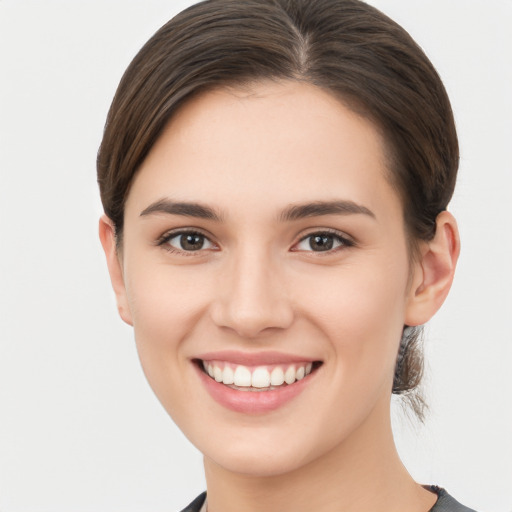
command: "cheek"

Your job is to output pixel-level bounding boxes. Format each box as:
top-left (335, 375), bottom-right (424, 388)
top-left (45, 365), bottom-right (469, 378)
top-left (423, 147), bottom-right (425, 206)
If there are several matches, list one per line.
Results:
top-left (123, 262), bottom-right (213, 409)
top-left (283, 262), bottom-right (409, 450)
top-left (294, 258), bottom-right (409, 381)
top-left (125, 258), bottom-right (211, 339)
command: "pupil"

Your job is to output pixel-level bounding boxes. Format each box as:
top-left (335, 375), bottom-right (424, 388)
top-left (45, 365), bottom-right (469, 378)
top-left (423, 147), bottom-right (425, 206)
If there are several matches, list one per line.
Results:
top-left (181, 234), bottom-right (204, 251)
top-left (310, 235), bottom-right (333, 251)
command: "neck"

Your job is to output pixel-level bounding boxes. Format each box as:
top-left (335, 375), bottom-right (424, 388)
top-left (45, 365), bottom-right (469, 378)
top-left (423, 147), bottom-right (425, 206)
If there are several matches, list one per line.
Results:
top-left (203, 399), bottom-right (437, 512)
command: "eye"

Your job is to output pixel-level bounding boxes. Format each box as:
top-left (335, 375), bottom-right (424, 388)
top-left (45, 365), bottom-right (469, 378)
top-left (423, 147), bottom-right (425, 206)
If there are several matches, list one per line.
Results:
top-left (293, 231), bottom-right (353, 252)
top-left (160, 230), bottom-right (216, 253)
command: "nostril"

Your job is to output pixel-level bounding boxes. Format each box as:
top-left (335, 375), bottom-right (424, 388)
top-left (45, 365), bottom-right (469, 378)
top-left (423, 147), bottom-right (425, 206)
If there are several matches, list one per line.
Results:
top-left (210, 303), bottom-right (295, 338)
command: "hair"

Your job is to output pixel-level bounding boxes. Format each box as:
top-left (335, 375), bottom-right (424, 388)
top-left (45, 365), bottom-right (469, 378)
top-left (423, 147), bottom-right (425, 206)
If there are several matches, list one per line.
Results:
top-left (97, 0), bottom-right (459, 420)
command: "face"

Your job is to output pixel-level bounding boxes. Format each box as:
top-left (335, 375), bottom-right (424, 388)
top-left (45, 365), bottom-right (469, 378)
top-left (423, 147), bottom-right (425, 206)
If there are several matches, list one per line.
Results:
top-left (106, 81), bottom-right (425, 477)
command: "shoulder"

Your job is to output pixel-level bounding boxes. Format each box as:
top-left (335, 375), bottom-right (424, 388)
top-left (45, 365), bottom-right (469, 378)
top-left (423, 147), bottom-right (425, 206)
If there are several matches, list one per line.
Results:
top-left (179, 491), bottom-right (206, 512)
top-left (428, 486), bottom-right (479, 512)
top-left (180, 489), bottom-right (481, 512)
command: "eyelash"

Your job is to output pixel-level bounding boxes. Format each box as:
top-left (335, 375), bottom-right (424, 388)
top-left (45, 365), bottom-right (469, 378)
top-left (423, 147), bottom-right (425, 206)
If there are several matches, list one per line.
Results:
top-left (156, 228), bottom-right (355, 256)
top-left (156, 229), bottom-right (217, 256)
top-left (293, 229), bottom-right (355, 254)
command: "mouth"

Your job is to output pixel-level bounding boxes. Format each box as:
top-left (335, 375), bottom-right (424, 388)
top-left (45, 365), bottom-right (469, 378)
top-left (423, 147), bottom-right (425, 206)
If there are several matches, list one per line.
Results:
top-left (196, 359), bottom-right (323, 392)
top-left (193, 351), bottom-right (323, 413)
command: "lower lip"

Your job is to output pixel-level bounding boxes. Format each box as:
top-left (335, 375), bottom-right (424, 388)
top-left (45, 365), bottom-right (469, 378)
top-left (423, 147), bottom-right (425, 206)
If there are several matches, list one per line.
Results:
top-left (194, 363), bottom-right (317, 414)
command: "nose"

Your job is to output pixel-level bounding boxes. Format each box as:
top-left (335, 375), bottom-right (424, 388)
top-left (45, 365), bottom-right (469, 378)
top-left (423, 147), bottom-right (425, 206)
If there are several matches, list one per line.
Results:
top-left (210, 247), bottom-right (294, 338)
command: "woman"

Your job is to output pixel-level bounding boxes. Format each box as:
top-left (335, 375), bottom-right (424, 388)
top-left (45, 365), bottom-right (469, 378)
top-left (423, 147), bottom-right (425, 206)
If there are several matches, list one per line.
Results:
top-left (97, 0), bottom-right (475, 510)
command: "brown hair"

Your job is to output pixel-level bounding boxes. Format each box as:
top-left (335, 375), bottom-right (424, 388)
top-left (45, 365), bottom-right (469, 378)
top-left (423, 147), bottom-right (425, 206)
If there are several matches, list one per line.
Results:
top-left (97, 0), bottom-right (459, 419)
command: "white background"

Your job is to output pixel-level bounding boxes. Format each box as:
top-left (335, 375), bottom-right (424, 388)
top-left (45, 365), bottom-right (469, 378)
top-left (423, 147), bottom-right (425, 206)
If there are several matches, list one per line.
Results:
top-left (0, 1), bottom-right (511, 511)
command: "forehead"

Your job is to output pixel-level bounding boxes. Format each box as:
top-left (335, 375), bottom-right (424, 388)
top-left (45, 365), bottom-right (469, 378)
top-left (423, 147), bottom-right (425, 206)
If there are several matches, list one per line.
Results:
top-left (126, 81), bottom-right (400, 221)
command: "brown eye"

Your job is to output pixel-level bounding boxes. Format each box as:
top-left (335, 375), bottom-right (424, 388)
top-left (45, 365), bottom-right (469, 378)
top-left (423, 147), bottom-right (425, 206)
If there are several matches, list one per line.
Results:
top-left (309, 234), bottom-right (334, 251)
top-left (293, 231), bottom-right (352, 253)
top-left (165, 231), bottom-right (214, 252)
top-left (180, 233), bottom-right (205, 251)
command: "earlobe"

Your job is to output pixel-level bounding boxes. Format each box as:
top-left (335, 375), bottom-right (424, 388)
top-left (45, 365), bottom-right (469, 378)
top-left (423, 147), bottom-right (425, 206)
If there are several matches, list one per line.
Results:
top-left (98, 215), bottom-right (133, 326)
top-left (405, 211), bottom-right (460, 326)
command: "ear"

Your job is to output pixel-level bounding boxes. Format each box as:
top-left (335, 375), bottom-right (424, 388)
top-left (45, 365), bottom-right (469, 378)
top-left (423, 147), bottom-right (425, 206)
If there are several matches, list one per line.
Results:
top-left (405, 211), bottom-right (460, 326)
top-left (98, 215), bottom-right (133, 326)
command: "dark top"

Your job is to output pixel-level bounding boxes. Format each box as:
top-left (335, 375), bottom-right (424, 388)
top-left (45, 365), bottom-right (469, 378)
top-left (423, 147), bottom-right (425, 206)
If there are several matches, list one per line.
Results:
top-left (425, 486), bottom-right (478, 512)
top-left (179, 487), bottom-right (478, 512)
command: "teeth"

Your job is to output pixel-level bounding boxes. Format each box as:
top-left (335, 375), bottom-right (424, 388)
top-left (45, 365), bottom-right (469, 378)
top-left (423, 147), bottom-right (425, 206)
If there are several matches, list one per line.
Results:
top-left (222, 366), bottom-right (234, 385)
top-left (251, 367), bottom-right (270, 388)
top-left (233, 365), bottom-right (252, 387)
top-left (213, 366), bottom-right (223, 382)
top-left (270, 366), bottom-right (285, 386)
top-left (284, 366), bottom-right (296, 385)
top-left (202, 361), bottom-right (316, 389)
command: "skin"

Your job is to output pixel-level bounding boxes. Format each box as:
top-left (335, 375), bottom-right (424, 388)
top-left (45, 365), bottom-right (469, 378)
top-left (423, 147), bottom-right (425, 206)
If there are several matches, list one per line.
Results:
top-left (100, 81), bottom-right (459, 512)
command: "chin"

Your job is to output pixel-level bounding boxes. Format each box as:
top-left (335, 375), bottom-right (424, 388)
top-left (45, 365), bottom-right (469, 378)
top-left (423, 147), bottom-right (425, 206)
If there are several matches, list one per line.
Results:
top-left (195, 415), bottom-right (345, 479)
top-left (204, 441), bottom-right (316, 477)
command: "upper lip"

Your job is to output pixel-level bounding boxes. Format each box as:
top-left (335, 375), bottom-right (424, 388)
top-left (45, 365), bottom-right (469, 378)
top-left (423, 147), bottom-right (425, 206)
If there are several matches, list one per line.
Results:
top-left (195, 350), bottom-right (319, 366)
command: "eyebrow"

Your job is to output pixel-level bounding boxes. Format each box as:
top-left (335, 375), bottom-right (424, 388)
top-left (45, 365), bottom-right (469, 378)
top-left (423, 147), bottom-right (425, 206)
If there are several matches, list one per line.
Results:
top-left (139, 198), bottom-right (375, 223)
top-left (279, 200), bottom-right (376, 222)
top-left (140, 199), bottom-right (223, 221)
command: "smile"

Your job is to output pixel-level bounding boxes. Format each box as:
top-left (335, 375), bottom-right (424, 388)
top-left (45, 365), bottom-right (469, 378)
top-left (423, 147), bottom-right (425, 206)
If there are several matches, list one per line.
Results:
top-left (201, 360), bottom-right (315, 391)
top-left (194, 353), bottom-right (322, 414)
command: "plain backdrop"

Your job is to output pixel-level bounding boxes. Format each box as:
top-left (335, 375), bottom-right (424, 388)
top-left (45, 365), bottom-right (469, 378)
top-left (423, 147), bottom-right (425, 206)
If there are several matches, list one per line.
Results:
top-left (1, 1), bottom-right (511, 511)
